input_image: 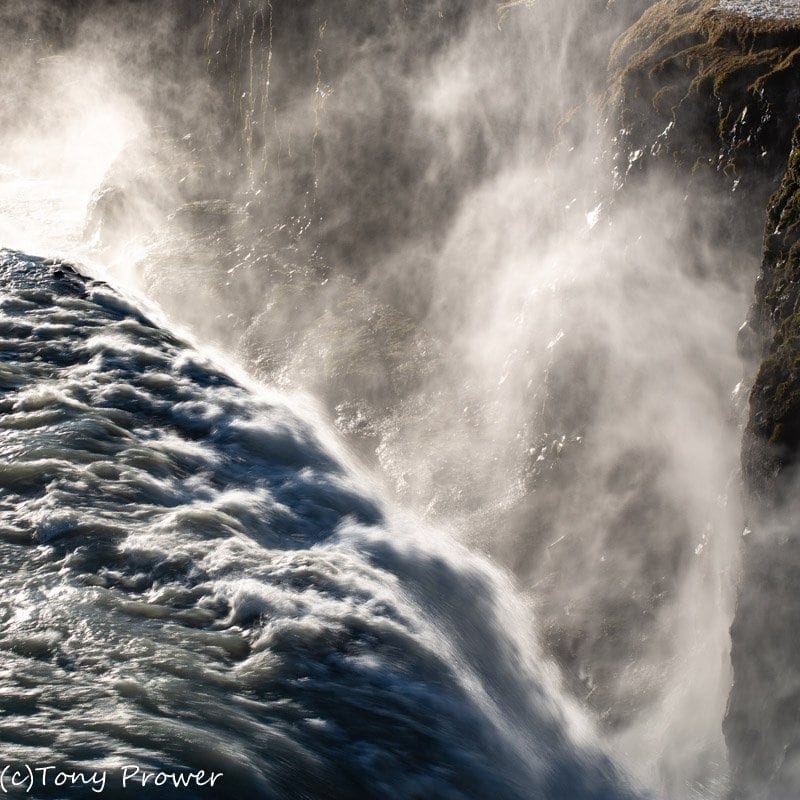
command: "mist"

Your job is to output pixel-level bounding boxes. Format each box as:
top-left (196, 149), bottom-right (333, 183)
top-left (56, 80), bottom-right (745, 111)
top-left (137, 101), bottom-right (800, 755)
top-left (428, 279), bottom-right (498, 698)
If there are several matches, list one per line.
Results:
top-left (0, 0), bottom-right (773, 796)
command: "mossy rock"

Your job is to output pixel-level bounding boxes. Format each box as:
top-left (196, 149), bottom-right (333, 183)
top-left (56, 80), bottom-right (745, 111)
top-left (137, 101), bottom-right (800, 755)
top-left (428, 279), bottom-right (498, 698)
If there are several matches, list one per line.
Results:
top-left (608, 0), bottom-right (800, 194)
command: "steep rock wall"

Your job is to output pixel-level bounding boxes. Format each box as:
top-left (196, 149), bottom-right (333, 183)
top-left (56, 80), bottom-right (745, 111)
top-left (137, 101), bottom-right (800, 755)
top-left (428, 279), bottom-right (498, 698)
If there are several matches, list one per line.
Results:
top-left (725, 127), bottom-right (800, 799)
top-left (609, 4), bottom-right (800, 796)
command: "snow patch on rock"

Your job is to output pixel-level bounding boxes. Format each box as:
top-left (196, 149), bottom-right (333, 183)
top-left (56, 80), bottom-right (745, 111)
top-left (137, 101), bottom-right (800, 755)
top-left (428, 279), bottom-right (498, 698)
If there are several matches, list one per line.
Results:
top-left (719, 0), bottom-right (800, 18)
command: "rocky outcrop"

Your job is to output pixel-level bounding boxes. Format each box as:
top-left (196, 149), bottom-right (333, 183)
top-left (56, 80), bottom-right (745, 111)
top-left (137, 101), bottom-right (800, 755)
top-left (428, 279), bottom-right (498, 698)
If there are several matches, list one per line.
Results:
top-left (609, 0), bottom-right (800, 180)
top-left (725, 127), bottom-right (800, 800)
top-left (608, 0), bottom-right (800, 259)
top-left (742, 129), bottom-right (800, 497)
top-left (609, 4), bottom-right (800, 796)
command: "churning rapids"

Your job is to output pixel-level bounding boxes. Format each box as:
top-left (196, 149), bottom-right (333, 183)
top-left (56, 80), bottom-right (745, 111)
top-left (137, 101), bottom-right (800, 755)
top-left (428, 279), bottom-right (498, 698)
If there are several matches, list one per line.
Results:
top-left (0, 250), bottom-right (636, 799)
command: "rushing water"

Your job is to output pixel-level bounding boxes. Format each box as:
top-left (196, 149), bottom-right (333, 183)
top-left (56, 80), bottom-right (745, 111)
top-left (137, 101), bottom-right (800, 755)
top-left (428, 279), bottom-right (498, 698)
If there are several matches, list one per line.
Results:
top-left (0, 250), bottom-right (636, 799)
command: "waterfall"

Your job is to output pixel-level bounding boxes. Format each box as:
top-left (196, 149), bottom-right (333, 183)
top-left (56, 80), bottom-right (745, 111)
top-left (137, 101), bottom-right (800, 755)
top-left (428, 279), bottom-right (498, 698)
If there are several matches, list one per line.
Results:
top-left (0, 1), bottom-right (779, 797)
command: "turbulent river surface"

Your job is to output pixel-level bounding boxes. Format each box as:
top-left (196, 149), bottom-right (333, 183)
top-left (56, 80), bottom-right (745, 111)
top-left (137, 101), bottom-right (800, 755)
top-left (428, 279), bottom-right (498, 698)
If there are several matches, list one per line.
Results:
top-left (0, 250), bottom-right (635, 799)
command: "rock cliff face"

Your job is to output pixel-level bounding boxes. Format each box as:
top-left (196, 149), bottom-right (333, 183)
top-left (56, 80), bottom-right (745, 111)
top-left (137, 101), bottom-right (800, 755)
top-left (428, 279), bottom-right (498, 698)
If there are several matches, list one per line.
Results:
top-left (609, 0), bottom-right (800, 259)
top-left (610, 3), bottom-right (800, 796)
top-left (725, 128), bottom-right (800, 799)
top-left (743, 131), bottom-right (800, 496)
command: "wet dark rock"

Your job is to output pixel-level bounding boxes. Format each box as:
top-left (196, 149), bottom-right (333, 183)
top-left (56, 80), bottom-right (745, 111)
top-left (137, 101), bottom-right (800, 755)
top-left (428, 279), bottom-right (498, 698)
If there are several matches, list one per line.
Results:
top-left (737, 318), bottom-right (762, 363)
top-left (608, 0), bottom-right (800, 261)
top-left (726, 133), bottom-right (800, 800)
top-left (741, 127), bottom-right (800, 503)
top-left (605, 7), bottom-right (800, 796)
